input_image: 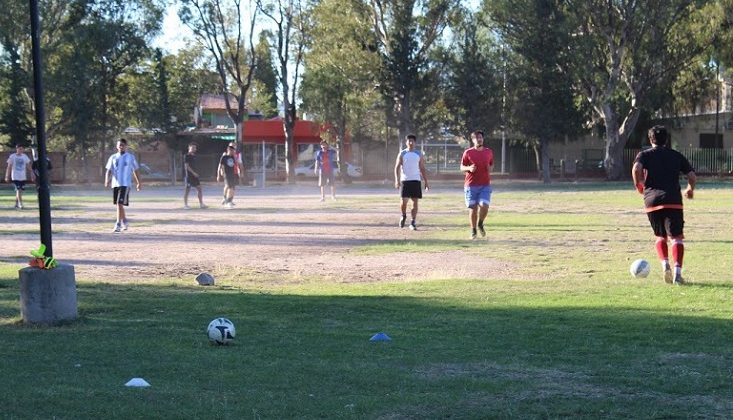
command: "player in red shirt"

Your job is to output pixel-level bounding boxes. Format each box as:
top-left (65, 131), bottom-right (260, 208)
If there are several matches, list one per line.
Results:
top-left (460, 130), bottom-right (494, 240)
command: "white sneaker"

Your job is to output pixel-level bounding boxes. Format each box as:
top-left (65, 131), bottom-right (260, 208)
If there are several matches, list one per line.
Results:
top-left (200, 204), bottom-right (208, 209)
top-left (225, 202), bottom-right (234, 209)
top-left (183, 205), bottom-right (191, 210)
top-left (121, 221), bottom-right (129, 231)
top-left (113, 223), bottom-right (121, 233)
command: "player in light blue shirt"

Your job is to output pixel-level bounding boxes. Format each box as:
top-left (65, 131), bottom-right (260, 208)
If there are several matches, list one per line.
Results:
top-left (104, 138), bottom-right (141, 232)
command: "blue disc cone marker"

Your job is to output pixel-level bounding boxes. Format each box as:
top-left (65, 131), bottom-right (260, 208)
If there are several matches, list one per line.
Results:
top-left (369, 332), bottom-right (391, 342)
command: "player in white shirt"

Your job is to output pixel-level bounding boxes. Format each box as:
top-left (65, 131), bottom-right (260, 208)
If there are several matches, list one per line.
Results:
top-left (5, 144), bottom-right (34, 209)
top-left (104, 139), bottom-right (141, 232)
top-left (394, 134), bottom-right (429, 230)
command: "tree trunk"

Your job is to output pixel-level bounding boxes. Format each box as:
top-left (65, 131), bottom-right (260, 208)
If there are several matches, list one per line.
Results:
top-left (602, 107), bottom-right (627, 180)
top-left (540, 137), bottom-right (551, 184)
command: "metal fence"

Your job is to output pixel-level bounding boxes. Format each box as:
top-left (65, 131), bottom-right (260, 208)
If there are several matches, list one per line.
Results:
top-left (419, 143), bottom-right (733, 177)
top-left (623, 148), bottom-right (733, 176)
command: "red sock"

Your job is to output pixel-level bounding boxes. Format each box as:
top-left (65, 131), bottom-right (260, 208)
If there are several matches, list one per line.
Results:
top-left (671, 240), bottom-right (684, 267)
top-left (655, 237), bottom-right (669, 261)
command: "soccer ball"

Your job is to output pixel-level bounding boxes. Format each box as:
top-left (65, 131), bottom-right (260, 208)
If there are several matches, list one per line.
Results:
top-left (207, 318), bottom-right (236, 345)
top-left (630, 259), bottom-right (651, 278)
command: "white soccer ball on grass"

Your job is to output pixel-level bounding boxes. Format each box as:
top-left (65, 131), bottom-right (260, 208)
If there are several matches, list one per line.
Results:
top-left (207, 318), bottom-right (236, 345)
top-left (630, 259), bottom-right (651, 278)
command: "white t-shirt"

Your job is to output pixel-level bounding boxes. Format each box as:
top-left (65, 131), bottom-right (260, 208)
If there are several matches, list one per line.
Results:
top-left (105, 152), bottom-right (139, 187)
top-left (399, 149), bottom-right (423, 182)
top-left (7, 153), bottom-right (32, 181)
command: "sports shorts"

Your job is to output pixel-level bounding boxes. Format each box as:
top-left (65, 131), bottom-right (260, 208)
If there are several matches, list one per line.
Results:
top-left (464, 185), bottom-right (492, 208)
top-left (647, 208), bottom-right (684, 238)
top-left (12, 180), bottom-right (26, 191)
top-left (318, 170), bottom-right (335, 187)
top-left (185, 174), bottom-right (201, 188)
top-left (400, 180), bottom-right (423, 199)
top-left (224, 175), bottom-right (239, 189)
top-left (113, 186), bottom-right (130, 206)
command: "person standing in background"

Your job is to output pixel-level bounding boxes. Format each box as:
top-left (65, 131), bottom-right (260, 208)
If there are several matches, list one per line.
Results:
top-left (104, 138), bottom-right (142, 233)
top-left (394, 134), bottom-right (429, 230)
top-left (183, 142), bottom-right (207, 209)
top-left (315, 140), bottom-right (337, 201)
top-left (5, 144), bottom-right (34, 209)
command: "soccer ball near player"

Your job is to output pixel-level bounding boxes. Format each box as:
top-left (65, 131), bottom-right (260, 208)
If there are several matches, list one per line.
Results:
top-left (630, 259), bottom-right (651, 278)
top-left (207, 318), bottom-right (236, 345)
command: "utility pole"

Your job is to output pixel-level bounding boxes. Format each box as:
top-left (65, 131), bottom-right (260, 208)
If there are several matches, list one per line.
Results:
top-left (30, 0), bottom-right (53, 257)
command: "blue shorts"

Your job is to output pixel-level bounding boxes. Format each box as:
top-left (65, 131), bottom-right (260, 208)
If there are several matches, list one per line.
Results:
top-left (464, 185), bottom-right (492, 208)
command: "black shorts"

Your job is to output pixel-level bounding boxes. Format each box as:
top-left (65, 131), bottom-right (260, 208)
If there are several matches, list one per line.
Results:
top-left (224, 175), bottom-right (239, 189)
top-left (185, 174), bottom-right (201, 188)
top-left (400, 180), bottom-right (423, 199)
top-left (647, 208), bottom-right (684, 238)
top-left (113, 186), bottom-right (130, 206)
top-left (12, 180), bottom-right (26, 191)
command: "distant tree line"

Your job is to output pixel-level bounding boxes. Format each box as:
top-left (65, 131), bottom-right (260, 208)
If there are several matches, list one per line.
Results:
top-left (1, 0), bottom-right (731, 181)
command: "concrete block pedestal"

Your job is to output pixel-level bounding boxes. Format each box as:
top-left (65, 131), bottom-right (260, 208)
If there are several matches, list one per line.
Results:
top-left (19, 263), bottom-right (77, 325)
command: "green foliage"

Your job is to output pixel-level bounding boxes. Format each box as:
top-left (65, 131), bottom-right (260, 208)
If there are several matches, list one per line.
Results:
top-left (442, 9), bottom-right (503, 139)
top-left (253, 31), bottom-right (279, 118)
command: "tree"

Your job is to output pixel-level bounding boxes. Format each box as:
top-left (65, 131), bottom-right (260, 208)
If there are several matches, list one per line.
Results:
top-left (257, 0), bottom-right (311, 182)
top-left (564, 0), bottom-right (720, 180)
top-left (367, 0), bottom-right (457, 140)
top-left (442, 9), bottom-right (503, 139)
top-left (179, 0), bottom-right (259, 154)
top-left (300, 0), bottom-right (381, 175)
top-left (0, 43), bottom-right (34, 148)
top-left (489, 0), bottom-right (584, 183)
top-left (46, 0), bottom-right (164, 181)
top-left (253, 31), bottom-right (279, 117)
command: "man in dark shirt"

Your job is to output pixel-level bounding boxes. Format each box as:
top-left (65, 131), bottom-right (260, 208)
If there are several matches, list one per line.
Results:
top-left (632, 125), bottom-right (696, 285)
top-left (217, 145), bottom-right (239, 208)
top-left (183, 142), bottom-right (207, 209)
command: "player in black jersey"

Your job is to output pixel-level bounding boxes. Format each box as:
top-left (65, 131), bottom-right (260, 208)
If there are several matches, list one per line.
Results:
top-left (632, 125), bottom-right (696, 285)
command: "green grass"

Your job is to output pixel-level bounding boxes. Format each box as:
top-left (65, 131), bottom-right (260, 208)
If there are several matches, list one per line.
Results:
top-left (1, 182), bottom-right (732, 418)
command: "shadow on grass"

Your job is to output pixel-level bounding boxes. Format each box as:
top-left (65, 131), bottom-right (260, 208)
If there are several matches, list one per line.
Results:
top-left (0, 278), bottom-right (731, 418)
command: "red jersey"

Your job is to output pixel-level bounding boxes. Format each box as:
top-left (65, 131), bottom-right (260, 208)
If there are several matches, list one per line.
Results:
top-left (462, 147), bottom-right (494, 186)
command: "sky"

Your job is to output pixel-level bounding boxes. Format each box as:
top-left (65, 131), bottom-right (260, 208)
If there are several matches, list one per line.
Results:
top-left (151, 4), bottom-right (189, 54)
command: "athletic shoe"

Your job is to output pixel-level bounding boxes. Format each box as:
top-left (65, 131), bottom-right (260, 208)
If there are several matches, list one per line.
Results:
top-left (663, 266), bottom-right (673, 284)
top-left (471, 230), bottom-right (477, 240)
top-left (183, 205), bottom-right (191, 210)
top-left (121, 221), bottom-right (128, 231)
top-left (221, 198), bottom-right (227, 205)
top-left (225, 202), bottom-right (235, 209)
top-left (399, 215), bottom-right (407, 228)
top-left (410, 220), bottom-right (416, 231)
top-left (478, 222), bottom-right (486, 237)
top-left (673, 274), bottom-right (686, 285)
top-left (200, 204), bottom-right (208, 209)
top-left (320, 197), bottom-right (325, 202)
top-left (113, 223), bottom-right (121, 233)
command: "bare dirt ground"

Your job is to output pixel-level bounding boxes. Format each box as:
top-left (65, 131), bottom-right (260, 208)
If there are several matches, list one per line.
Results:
top-left (0, 182), bottom-right (515, 285)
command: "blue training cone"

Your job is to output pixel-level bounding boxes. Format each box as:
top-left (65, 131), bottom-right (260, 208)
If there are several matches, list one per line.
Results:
top-left (369, 332), bottom-right (392, 342)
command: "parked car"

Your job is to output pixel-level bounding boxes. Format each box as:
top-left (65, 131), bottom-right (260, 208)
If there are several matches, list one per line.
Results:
top-left (294, 160), bottom-right (362, 178)
top-left (138, 163), bottom-right (170, 180)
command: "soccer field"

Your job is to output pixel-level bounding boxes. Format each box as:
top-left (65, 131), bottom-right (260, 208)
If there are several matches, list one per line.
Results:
top-left (1, 180), bottom-right (732, 418)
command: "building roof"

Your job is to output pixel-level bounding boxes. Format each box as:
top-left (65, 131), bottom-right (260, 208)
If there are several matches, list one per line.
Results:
top-left (197, 93), bottom-right (239, 111)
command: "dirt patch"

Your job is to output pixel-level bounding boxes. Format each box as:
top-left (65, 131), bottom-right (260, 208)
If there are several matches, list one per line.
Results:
top-left (0, 185), bottom-right (514, 285)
